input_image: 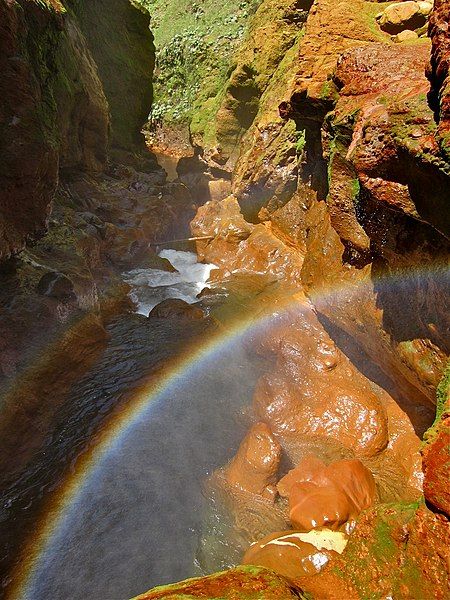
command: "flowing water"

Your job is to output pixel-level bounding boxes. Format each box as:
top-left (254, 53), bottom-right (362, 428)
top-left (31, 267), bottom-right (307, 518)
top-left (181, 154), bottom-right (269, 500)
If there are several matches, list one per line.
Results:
top-left (0, 249), bottom-right (264, 599)
top-left (124, 250), bottom-right (217, 315)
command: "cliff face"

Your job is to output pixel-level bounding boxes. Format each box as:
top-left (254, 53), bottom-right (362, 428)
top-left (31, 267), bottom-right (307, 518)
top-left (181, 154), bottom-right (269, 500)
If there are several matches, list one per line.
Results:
top-left (69, 0), bottom-right (154, 151)
top-left (190, 0), bottom-right (308, 170)
top-left (0, 0), bottom-right (61, 261)
top-left (194, 0), bottom-right (449, 405)
top-left (180, 3), bottom-right (450, 596)
top-left (0, 0), bottom-right (154, 261)
top-left (428, 0), bottom-right (450, 157)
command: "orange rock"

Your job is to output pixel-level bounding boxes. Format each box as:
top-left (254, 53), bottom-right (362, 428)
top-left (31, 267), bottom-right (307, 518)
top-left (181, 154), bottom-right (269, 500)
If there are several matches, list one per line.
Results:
top-left (277, 457), bottom-right (375, 531)
top-left (190, 196), bottom-right (304, 286)
top-left (242, 529), bottom-right (345, 580)
top-left (277, 455), bottom-right (325, 497)
top-left (223, 422), bottom-right (281, 501)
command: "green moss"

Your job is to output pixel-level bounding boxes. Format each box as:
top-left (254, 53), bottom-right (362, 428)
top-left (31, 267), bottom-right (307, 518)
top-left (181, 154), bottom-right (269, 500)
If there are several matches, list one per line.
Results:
top-left (360, 1), bottom-right (393, 42)
top-left (422, 361), bottom-right (450, 447)
top-left (133, 565), bottom-right (307, 599)
top-left (137, 0), bottom-right (261, 127)
top-left (295, 129), bottom-right (306, 155)
top-left (350, 177), bottom-right (360, 199)
top-left (372, 518), bottom-right (397, 561)
top-left (333, 503), bottom-right (420, 599)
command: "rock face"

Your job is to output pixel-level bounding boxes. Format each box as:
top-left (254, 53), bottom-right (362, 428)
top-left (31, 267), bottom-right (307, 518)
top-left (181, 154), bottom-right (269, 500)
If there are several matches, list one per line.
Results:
top-left (0, 164), bottom-right (193, 389)
top-left (0, 0), bottom-right (60, 260)
top-left (0, 0), bottom-right (154, 261)
top-left (428, 0), bottom-right (450, 158)
top-left (186, 0), bottom-right (450, 596)
top-left (422, 366), bottom-right (450, 517)
top-left (69, 0), bottom-right (154, 151)
top-left (224, 0), bottom-right (450, 407)
top-left (190, 0), bottom-right (308, 170)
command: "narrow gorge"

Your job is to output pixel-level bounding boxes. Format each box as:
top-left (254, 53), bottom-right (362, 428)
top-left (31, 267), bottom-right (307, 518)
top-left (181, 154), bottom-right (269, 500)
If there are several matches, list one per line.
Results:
top-left (0, 0), bottom-right (449, 598)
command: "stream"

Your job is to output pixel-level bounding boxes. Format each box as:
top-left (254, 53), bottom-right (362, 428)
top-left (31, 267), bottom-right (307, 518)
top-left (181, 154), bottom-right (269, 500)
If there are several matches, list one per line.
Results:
top-left (124, 250), bottom-right (217, 315)
top-left (0, 250), bottom-right (264, 599)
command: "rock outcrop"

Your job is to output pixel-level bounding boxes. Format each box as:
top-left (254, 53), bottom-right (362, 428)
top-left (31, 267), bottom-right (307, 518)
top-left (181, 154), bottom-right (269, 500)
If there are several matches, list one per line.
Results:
top-left (186, 0), bottom-right (450, 596)
top-left (224, 0), bottom-right (450, 407)
top-left (190, 0), bottom-right (309, 170)
top-left (0, 0), bottom-right (61, 261)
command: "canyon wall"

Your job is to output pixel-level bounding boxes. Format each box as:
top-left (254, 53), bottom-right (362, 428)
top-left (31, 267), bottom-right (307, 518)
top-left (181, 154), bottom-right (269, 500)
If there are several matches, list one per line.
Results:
top-left (0, 0), bottom-right (154, 261)
top-left (195, 0), bottom-right (450, 406)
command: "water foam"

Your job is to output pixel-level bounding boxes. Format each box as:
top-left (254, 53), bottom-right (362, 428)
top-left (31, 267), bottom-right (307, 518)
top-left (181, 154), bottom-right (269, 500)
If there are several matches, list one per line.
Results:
top-left (124, 250), bottom-right (217, 315)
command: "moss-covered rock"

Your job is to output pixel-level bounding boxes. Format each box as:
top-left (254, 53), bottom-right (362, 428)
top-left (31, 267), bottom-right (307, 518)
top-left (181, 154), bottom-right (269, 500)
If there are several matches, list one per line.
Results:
top-left (422, 364), bottom-right (450, 517)
top-left (297, 503), bottom-right (450, 600)
top-left (137, 0), bottom-right (261, 147)
top-left (191, 0), bottom-right (307, 169)
top-left (132, 565), bottom-right (307, 599)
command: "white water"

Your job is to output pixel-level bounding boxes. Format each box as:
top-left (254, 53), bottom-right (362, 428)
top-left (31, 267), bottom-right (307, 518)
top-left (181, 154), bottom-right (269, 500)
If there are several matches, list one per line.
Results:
top-left (124, 250), bottom-right (217, 315)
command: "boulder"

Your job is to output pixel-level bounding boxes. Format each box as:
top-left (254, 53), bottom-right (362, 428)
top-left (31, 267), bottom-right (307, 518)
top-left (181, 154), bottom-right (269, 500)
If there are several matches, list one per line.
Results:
top-left (132, 566), bottom-right (305, 599)
top-left (277, 456), bottom-right (376, 531)
top-left (223, 422), bottom-right (281, 501)
top-left (148, 298), bottom-right (205, 321)
top-left (242, 529), bottom-right (345, 579)
top-left (37, 272), bottom-right (76, 302)
top-left (378, 2), bottom-right (427, 34)
top-left (395, 29), bottom-right (419, 42)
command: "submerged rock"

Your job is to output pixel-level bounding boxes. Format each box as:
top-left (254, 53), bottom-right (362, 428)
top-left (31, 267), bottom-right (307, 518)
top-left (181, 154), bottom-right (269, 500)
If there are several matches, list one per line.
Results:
top-left (37, 272), bottom-right (76, 301)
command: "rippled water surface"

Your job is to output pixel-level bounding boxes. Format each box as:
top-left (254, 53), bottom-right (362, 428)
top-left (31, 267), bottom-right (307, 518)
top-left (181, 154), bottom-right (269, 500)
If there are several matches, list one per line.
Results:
top-left (24, 339), bottom-right (261, 600)
top-left (0, 250), bottom-right (263, 600)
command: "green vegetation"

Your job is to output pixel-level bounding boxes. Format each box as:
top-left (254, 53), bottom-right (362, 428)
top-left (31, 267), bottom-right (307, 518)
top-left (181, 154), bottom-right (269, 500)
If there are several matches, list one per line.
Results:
top-left (135, 0), bottom-right (261, 127)
top-left (295, 129), bottom-right (307, 156)
top-left (423, 361), bottom-right (450, 447)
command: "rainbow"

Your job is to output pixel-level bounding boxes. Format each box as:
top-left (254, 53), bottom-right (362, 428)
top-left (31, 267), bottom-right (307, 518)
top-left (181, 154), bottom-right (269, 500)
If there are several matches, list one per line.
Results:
top-left (7, 263), bottom-right (447, 599)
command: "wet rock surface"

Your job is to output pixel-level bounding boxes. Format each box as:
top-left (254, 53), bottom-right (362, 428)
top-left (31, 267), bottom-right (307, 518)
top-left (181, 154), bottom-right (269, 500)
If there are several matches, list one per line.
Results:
top-left (277, 457), bottom-right (376, 532)
top-left (0, 0), bottom-right (449, 597)
top-left (223, 422), bottom-right (281, 501)
top-left (0, 166), bottom-right (195, 392)
top-left (133, 565), bottom-right (306, 599)
top-left (428, 0), bottom-right (450, 158)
